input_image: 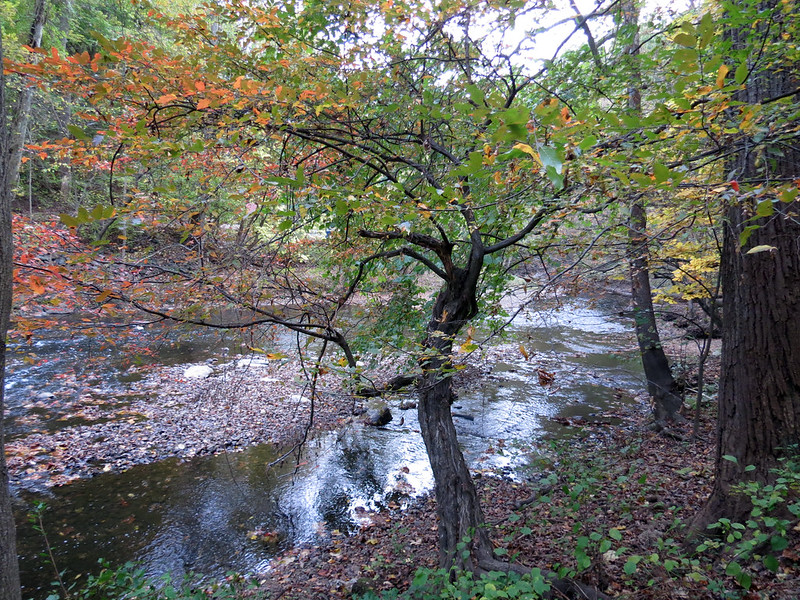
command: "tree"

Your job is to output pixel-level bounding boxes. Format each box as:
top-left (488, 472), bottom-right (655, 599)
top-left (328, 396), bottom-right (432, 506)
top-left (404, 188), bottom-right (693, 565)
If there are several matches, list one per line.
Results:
top-left (693, 0), bottom-right (800, 527)
top-left (621, 0), bottom-right (684, 429)
top-left (6, 0), bottom-right (46, 191)
top-left (0, 20), bottom-right (24, 600)
top-left (18, 2), bottom-right (614, 594)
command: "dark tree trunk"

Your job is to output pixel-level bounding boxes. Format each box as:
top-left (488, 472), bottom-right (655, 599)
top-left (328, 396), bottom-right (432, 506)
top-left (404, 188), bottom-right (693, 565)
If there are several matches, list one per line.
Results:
top-left (629, 202), bottom-right (684, 426)
top-left (693, 0), bottom-right (800, 529)
top-left (0, 23), bottom-right (23, 600)
top-left (623, 0), bottom-right (682, 427)
top-left (416, 254), bottom-right (496, 570)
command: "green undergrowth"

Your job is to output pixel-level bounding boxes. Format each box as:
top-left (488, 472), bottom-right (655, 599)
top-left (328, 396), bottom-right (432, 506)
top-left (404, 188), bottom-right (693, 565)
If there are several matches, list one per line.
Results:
top-left (357, 437), bottom-right (800, 600)
top-left (34, 560), bottom-right (265, 600)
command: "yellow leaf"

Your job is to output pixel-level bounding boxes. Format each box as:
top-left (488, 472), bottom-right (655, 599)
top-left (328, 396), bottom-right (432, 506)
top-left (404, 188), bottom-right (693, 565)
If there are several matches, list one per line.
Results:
top-left (519, 344), bottom-right (530, 360)
top-left (716, 64), bottom-right (730, 88)
top-left (512, 143), bottom-right (541, 165)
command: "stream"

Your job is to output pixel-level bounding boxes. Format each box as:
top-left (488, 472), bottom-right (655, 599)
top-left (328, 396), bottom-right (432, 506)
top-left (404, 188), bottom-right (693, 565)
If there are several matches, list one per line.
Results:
top-left (9, 295), bottom-right (644, 599)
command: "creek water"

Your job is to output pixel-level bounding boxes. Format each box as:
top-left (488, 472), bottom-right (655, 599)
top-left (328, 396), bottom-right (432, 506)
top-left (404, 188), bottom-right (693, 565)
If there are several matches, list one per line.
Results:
top-left (9, 295), bottom-right (644, 599)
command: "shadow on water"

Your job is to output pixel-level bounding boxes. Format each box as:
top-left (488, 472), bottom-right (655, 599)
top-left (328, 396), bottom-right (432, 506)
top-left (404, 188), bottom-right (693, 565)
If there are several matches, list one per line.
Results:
top-left (12, 298), bottom-right (644, 599)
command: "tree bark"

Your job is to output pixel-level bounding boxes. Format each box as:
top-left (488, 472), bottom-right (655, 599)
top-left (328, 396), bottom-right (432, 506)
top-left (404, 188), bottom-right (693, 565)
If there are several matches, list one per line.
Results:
top-left (623, 0), bottom-right (683, 427)
top-left (629, 202), bottom-right (684, 426)
top-left (0, 23), bottom-right (23, 600)
top-left (693, 0), bottom-right (800, 529)
top-left (7, 0), bottom-right (47, 191)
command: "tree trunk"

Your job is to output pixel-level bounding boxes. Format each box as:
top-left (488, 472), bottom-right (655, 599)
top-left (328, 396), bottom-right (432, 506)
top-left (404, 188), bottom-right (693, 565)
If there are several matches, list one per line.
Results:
top-left (629, 202), bottom-right (684, 426)
top-left (7, 0), bottom-right (47, 191)
top-left (416, 257), bottom-right (496, 570)
top-left (623, 0), bottom-right (683, 427)
top-left (0, 23), bottom-right (23, 600)
top-left (693, 0), bottom-right (800, 529)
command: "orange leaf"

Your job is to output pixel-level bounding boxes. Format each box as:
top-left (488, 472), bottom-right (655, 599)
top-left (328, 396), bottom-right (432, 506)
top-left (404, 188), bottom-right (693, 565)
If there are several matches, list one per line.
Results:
top-left (197, 98), bottom-right (211, 110)
top-left (195, 81), bottom-right (206, 92)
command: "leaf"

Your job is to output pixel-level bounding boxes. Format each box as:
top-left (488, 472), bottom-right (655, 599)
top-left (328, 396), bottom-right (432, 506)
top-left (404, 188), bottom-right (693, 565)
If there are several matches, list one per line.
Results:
top-left (716, 64), bottom-right (730, 88)
top-left (157, 93), bottom-right (178, 105)
top-left (755, 199), bottom-right (774, 218)
top-left (734, 62), bottom-right (749, 85)
top-left (746, 245), bottom-right (776, 255)
top-left (519, 344), bottom-right (529, 360)
top-left (673, 33), bottom-right (697, 48)
top-left (763, 554), bottom-right (779, 572)
top-left (623, 556), bottom-right (640, 575)
top-left (67, 125), bottom-right (90, 141)
top-left (722, 454), bottom-right (739, 463)
top-left (725, 561), bottom-right (741, 576)
top-left (653, 162), bottom-right (671, 184)
top-left (60, 213), bottom-right (80, 228)
top-left (512, 142), bottom-right (540, 163)
top-left (578, 135), bottom-right (597, 151)
top-left (538, 146), bottom-right (562, 174)
top-left (465, 83), bottom-right (484, 105)
top-left (771, 535), bottom-right (789, 552)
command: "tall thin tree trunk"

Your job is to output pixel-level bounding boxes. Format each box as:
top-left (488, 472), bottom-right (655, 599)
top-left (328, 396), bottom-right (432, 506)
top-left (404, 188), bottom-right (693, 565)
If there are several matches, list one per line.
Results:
top-left (57, 0), bottom-right (74, 206)
top-left (7, 0), bottom-right (47, 190)
top-left (629, 202), bottom-right (684, 425)
top-left (623, 0), bottom-right (683, 427)
top-left (0, 23), bottom-right (23, 600)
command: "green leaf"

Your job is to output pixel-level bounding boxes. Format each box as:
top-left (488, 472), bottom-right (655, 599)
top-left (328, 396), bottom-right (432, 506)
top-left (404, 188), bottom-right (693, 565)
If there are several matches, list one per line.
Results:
top-left (756, 199), bottom-right (774, 218)
top-left (578, 135), bottom-right (597, 151)
top-left (725, 561), bottom-right (742, 576)
top-left (697, 12), bottom-right (715, 48)
top-left (609, 528), bottom-right (623, 541)
top-left (466, 84), bottom-right (484, 105)
top-left (623, 556), bottom-right (641, 575)
top-left (763, 554), bottom-right (779, 572)
top-left (722, 455), bottom-right (738, 463)
top-left (734, 62), bottom-right (749, 85)
top-left (60, 213), bottom-right (80, 228)
top-left (67, 124), bottom-right (91, 141)
top-left (739, 225), bottom-right (759, 247)
top-left (673, 33), bottom-right (697, 48)
top-left (653, 162), bottom-right (671, 184)
top-left (771, 535), bottom-right (789, 552)
top-left (545, 166), bottom-right (564, 190)
top-left (737, 572), bottom-right (752, 590)
top-left (538, 146), bottom-right (562, 174)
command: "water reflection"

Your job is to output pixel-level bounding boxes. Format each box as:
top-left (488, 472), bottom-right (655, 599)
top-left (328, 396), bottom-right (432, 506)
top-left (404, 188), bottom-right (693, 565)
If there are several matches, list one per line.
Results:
top-left (14, 298), bottom-right (643, 598)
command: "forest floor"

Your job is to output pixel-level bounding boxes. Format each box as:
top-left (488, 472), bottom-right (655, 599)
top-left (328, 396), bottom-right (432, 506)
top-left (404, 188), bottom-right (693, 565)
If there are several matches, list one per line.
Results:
top-left (253, 386), bottom-right (800, 600)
